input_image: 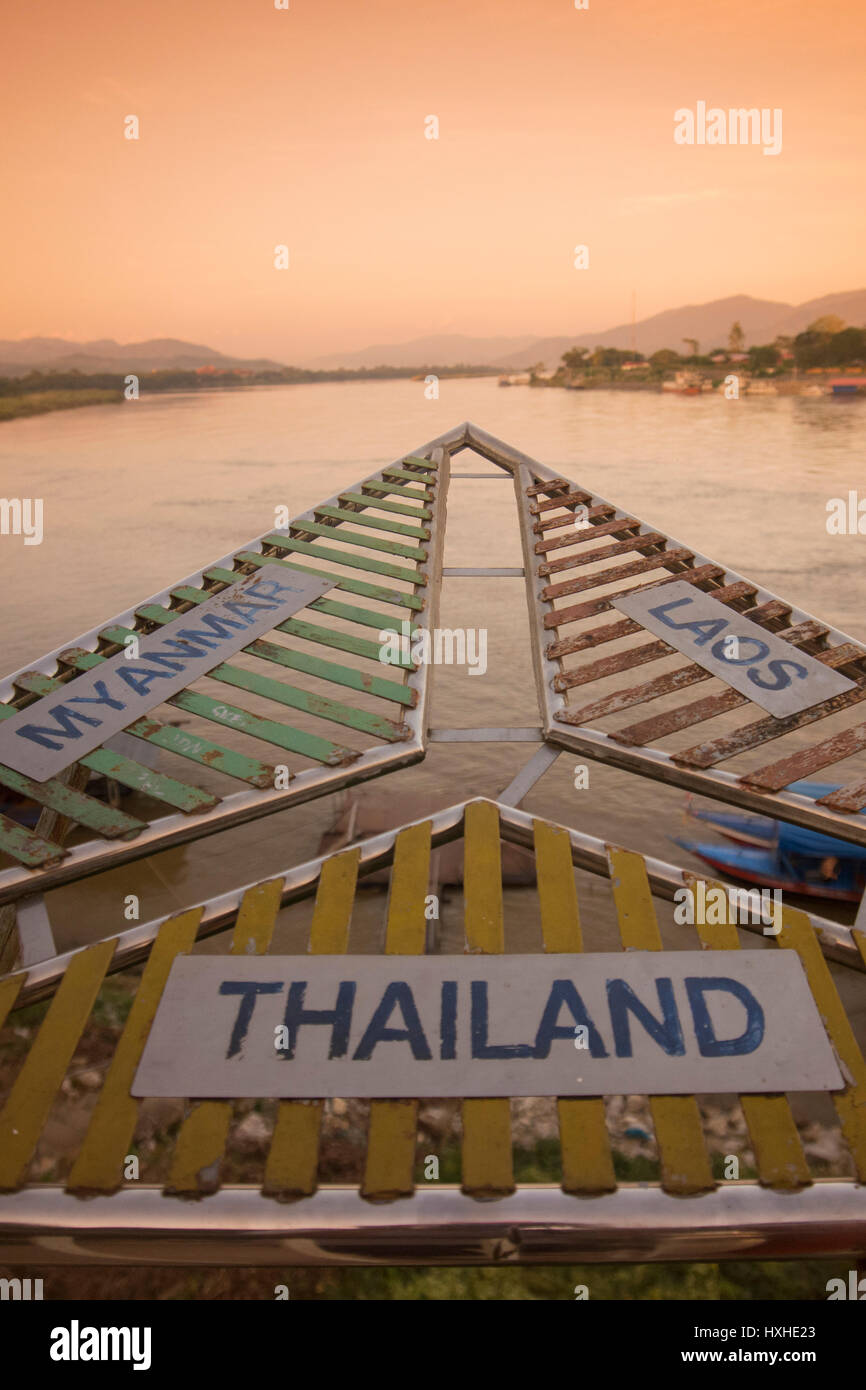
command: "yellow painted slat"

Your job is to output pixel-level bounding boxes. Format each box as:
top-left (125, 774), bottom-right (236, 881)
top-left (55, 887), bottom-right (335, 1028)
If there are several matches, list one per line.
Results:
top-left (608, 847), bottom-right (714, 1195)
top-left (462, 801), bottom-right (514, 1197)
top-left (0, 940), bottom-right (115, 1190)
top-left (775, 905), bottom-right (866, 1181)
top-left (534, 819), bottom-right (615, 1194)
top-left (362, 821), bottom-right (431, 1201)
top-left (67, 909), bottom-right (202, 1192)
top-left (688, 878), bottom-right (810, 1190)
top-left (168, 879), bottom-right (284, 1194)
top-left (264, 849), bottom-right (359, 1197)
top-left (0, 973), bottom-right (23, 1031)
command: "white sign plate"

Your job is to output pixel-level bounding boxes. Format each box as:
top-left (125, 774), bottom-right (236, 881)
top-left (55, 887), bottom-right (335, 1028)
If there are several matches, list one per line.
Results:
top-left (132, 952), bottom-right (842, 1098)
top-left (0, 569), bottom-right (334, 781)
top-left (611, 581), bottom-right (855, 718)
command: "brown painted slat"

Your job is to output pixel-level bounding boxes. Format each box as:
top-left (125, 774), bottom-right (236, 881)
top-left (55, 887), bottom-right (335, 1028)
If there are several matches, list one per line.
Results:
top-left (543, 581), bottom-right (760, 660)
top-left (529, 489), bottom-right (592, 514)
top-left (526, 477), bottom-right (569, 498)
top-left (675, 683), bottom-right (866, 770)
top-left (558, 665), bottom-right (711, 726)
top-left (818, 780), bottom-right (866, 813)
top-left (741, 720), bottom-right (866, 792)
top-left (542, 564), bottom-right (725, 630)
top-left (540, 548), bottom-right (695, 598)
top-left (541, 514), bottom-right (642, 547)
top-left (533, 502), bottom-right (614, 534)
top-left (554, 640), bottom-right (675, 693)
top-left (612, 689), bottom-right (744, 746)
top-left (538, 531), bottom-right (665, 572)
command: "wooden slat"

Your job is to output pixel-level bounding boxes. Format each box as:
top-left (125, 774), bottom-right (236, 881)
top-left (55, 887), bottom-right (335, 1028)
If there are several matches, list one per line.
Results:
top-left (546, 617), bottom-right (644, 661)
top-left (207, 663), bottom-right (407, 743)
top-left (542, 564), bottom-right (725, 630)
top-left (539, 548), bottom-right (694, 596)
top-left (560, 664), bottom-right (712, 726)
top-left (247, 638), bottom-right (414, 706)
top-left (290, 519), bottom-right (428, 563)
top-left (607, 847), bottom-right (714, 1194)
top-left (774, 906), bottom-right (866, 1181)
top-left (360, 480), bottom-right (432, 503)
top-left (0, 973), bottom-right (23, 1031)
top-left (315, 505), bottom-right (431, 541)
top-left (264, 533), bottom-right (426, 586)
top-left (233, 552), bottom-right (426, 610)
top-left (67, 909), bottom-right (202, 1192)
top-left (461, 802), bottom-right (514, 1197)
top-left (0, 813), bottom-right (65, 868)
top-left (340, 490), bottom-right (431, 519)
top-left (539, 530), bottom-right (664, 569)
top-left (381, 466), bottom-right (435, 487)
top-left (0, 939), bottom-right (115, 1189)
top-left (741, 720), bottom-right (866, 793)
top-left (362, 821), bottom-right (432, 1201)
top-left (167, 879), bottom-right (284, 1194)
top-left (529, 489), bottom-right (593, 514)
top-left (264, 849), bottom-right (360, 1197)
top-left (554, 639), bottom-right (674, 692)
top-left (0, 762), bottom-right (143, 838)
top-left (675, 683), bottom-right (866, 770)
top-left (534, 820), bottom-right (616, 1194)
top-left (277, 616), bottom-right (416, 671)
top-left (818, 779), bottom-right (866, 813)
top-left (688, 879), bottom-right (810, 1189)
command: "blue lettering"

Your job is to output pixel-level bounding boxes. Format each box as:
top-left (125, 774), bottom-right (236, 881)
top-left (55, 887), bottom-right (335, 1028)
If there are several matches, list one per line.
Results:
top-left (219, 980), bottom-right (284, 1058)
top-left (685, 977), bottom-right (765, 1056)
top-left (470, 981), bottom-right (533, 1059)
top-left (533, 979), bottom-right (608, 1058)
top-left (440, 981), bottom-right (457, 1060)
top-left (606, 977), bottom-right (684, 1057)
top-left (748, 657), bottom-right (808, 692)
top-left (282, 981), bottom-right (356, 1059)
top-left (710, 635), bottom-right (770, 665)
top-left (353, 981), bottom-right (432, 1060)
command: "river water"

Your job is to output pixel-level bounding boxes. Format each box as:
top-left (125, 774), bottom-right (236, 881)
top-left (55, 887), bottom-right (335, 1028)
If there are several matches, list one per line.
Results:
top-left (1, 378), bottom-right (864, 959)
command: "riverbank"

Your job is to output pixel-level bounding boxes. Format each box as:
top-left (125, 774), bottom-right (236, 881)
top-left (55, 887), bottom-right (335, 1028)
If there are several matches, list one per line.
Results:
top-left (0, 388), bottom-right (123, 422)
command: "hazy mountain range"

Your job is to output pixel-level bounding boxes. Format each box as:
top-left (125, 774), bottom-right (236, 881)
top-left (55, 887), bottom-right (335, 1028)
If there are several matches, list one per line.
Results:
top-left (0, 337), bottom-right (283, 377)
top-left (3, 289), bottom-right (865, 376)
top-left (308, 289), bottom-right (866, 369)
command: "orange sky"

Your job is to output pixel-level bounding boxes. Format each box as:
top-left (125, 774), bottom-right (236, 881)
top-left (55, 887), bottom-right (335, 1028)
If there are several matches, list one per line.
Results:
top-left (3, 0), bottom-right (864, 361)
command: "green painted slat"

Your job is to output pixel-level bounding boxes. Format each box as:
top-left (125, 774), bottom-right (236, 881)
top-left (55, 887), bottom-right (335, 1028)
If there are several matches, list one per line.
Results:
top-left (0, 763), bottom-right (144, 838)
top-left (309, 597), bottom-right (417, 634)
top-left (381, 467), bottom-right (436, 486)
top-left (208, 663), bottom-right (407, 742)
top-left (231, 553), bottom-right (425, 611)
top-left (262, 534), bottom-right (426, 586)
top-left (2, 674), bottom-right (212, 815)
top-left (403, 455), bottom-right (438, 470)
top-left (0, 814), bottom-right (64, 867)
top-left (277, 616), bottom-right (417, 671)
top-left (315, 505), bottom-right (430, 541)
top-left (339, 491), bottom-right (432, 520)
top-left (81, 748), bottom-right (219, 813)
top-left (360, 481), bottom-right (432, 503)
top-left (246, 638), bottom-right (414, 706)
top-left (288, 519), bottom-right (428, 562)
top-left (170, 690), bottom-right (358, 765)
top-left (48, 648), bottom-right (276, 788)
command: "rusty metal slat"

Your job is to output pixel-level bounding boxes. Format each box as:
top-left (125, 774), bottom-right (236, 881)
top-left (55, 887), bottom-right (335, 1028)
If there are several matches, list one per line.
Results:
top-left (543, 582), bottom-right (759, 661)
top-left (0, 815), bottom-right (65, 868)
top-left (741, 721), bottom-right (866, 793)
top-left (608, 633), bottom-right (862, 750)
top-left (529, 488), bottom-right (592, 514)
top-left (675, 683), bottom-right (866, 770)
top-left (540, 514), bottom-right (643, 547)
top-left (534, 504), bottom-right (608, 533)
top-left (538, 530), bottom-right (666, 572)
top-left (612, 690), bottom-right (745, 747)
top-left (559, 664), bottom-right (713, 726)
top-left (546, 618), bottom-right (644, 661)
top-left (533, 504), bottom-right (616, 541)
top-left (817, 780), bottom-right (866, 813)
top-left (553, 640), bottom-right (675, 693)
top-left (542, 564), bottom-right (725, 630)
top-left (526, 477), bottom-right (569, 497)
top-left (540, 548), bottom-right (695, 599)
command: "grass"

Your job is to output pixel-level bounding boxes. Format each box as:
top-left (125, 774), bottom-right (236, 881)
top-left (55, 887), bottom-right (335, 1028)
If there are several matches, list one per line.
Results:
top-left (0, 389), bottom-right (123, 421)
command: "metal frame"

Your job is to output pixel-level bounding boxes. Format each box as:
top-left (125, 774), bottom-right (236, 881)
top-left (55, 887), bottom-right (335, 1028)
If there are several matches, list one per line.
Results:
top-left (0, 441), bottom-right (454, 907)
top-left (1, 1183), bottom-right (864, 1267)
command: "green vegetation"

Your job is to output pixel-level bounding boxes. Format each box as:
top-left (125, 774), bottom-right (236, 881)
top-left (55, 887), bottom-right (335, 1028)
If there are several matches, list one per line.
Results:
top-left (0, 388), bottom-right (122, 421)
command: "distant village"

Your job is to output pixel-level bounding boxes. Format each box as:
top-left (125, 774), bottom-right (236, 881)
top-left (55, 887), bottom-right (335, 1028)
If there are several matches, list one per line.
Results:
top-left (499, 317), bottom-right (866, 396)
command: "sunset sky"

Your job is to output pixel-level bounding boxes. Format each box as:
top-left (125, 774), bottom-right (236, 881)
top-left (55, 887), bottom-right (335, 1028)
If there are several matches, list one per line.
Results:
top-left (3, 0), bottom-right (864, 362)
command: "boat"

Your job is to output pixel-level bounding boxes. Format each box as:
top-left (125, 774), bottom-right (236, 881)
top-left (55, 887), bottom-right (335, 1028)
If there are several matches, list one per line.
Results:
top-left (677, 782), bottom-right (866, 901)
top-left (663, 370), bottom-right (705, 394)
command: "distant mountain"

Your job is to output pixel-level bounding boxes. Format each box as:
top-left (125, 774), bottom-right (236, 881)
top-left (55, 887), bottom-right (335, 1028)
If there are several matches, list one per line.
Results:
top-left (308, 333), bottom-right (540, 370)
top-left (0, 337), bottom-right (285, 377)
top-left (304, 290), bottom-right (866, 372)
